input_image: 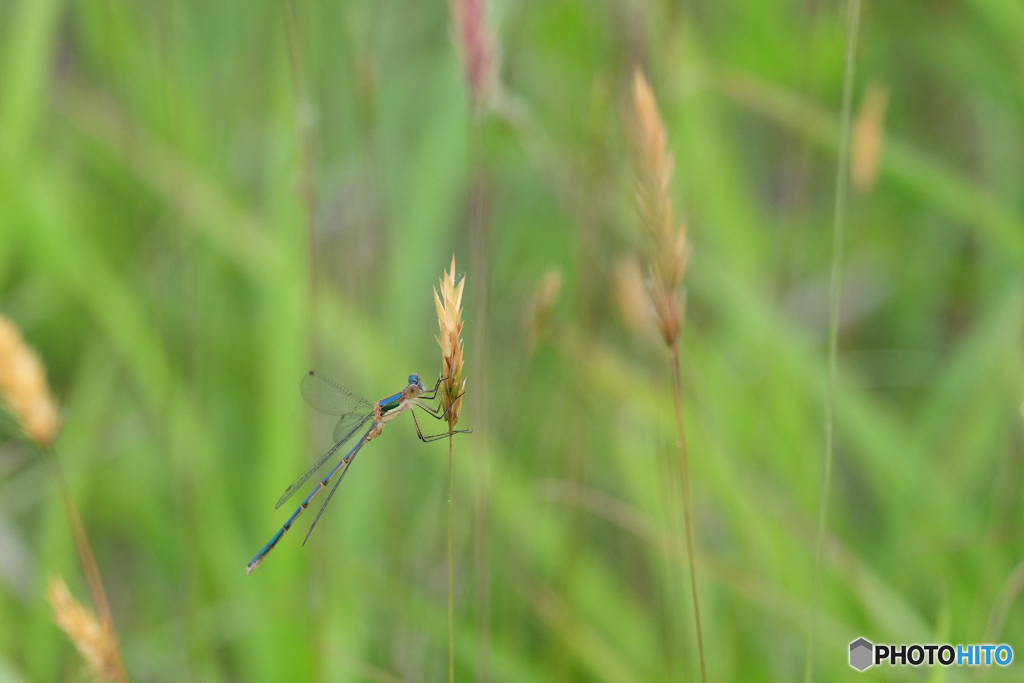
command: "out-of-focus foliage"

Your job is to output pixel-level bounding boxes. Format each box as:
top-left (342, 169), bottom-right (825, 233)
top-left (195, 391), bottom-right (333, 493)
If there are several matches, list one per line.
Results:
top-left (1, 1), bottom-right (1022, 680)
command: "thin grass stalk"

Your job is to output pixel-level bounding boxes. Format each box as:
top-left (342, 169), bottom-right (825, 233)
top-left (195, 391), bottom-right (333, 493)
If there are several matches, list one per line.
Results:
top-left (435, 257), bottom-right (466, 683)
top-left (282, 0), bottom-right (315, 223)
top-left (449, 0), bottom-right (493, 671)
top-left (669, 345), bottom-right (705, 683)
top-left (447, 1), bottom-right (494, 668)
top-left (448, 434), bottom-right (455, 683)
top-left (45, 454), bottom-right (114, 629)
top-left (0, 315), bottom-right (127, 680)
top-left (468, 135), bottom-right (492, 683)
top-left (44, 452), bottom-right (129, 683)
top-left (283, 0), bottom-right (322, 374)
top-left (804, 1), bottom-right (862, 680)
top-left (628, 69), bottom-right (705, 682)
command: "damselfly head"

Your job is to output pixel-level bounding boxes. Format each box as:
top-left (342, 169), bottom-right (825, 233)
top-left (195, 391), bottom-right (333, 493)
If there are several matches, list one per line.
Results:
top-left (407, 373), bottom-right (425, 394)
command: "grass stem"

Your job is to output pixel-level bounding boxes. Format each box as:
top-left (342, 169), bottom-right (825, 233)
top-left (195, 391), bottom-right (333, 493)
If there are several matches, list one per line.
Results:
top-left (670, 345), bottom-right (706, 683)
top-left (43, 449), bottom-right (129, 682)
top-left (449, 432), bottom-right (455, 683)
top-left (805, 1), bottom-right (862, 680)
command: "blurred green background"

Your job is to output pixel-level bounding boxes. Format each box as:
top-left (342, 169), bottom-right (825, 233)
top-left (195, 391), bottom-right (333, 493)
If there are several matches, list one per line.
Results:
top-left (2, 0), bottom-right (1023, 680)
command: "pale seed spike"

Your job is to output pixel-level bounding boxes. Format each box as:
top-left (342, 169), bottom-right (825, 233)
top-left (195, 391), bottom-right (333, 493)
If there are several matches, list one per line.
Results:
top-left (629, 68), bottom-right (689, 347)
top-left (435, 256), bottom-right (466, 428)
top-left (0, 313), bottom-right (59, 446)
top-left (47, 576), bottom-right (125, 683)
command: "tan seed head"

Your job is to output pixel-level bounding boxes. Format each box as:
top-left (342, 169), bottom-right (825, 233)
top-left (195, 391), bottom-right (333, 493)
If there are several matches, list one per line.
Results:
top-left (0, 314), bottom-right (59, 446)
top-left (435, 256), bottom-right (466, 428)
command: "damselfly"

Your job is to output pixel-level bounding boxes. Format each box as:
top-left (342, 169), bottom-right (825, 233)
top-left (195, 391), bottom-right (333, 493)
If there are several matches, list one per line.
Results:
top-left (246, 371), bottom-right (464, 574)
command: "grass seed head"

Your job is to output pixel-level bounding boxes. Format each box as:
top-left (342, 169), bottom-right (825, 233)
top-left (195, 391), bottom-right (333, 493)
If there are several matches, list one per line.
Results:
top-left (47, 576), bottom-right (125, 683)
top-left (0, 314), bottom-right (59, 446)
top-left (851, 82), bottom-right (889, 193)
top-left (435, 255), bottom-right (466, 428)
top-left (629, 68), bottom-right (690, 347)
top-left (449, 0), bottom-right (493, 111)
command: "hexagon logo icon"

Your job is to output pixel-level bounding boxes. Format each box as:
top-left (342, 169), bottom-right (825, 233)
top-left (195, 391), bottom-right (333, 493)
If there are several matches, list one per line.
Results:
top-left (849, 638), bottom-right (873, 671)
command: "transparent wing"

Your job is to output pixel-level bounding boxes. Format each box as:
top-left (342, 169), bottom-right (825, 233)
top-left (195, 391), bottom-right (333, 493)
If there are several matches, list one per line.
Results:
top-left (274, 413), bottom-right (373, 509)
top-left (273, 371), bottom-right (374, 510)
top-left (300, 371), bottom-right (377, 442)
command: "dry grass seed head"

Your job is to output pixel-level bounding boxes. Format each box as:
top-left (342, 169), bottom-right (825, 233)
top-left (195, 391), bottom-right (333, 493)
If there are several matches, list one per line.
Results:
top-left (851, 82), bottom-right (889, 193)
top-left (435, 256), bottom-right (466, 428)
top-left (47, 576), bottom-right (124, 683)
top-left (0, 314), bottom-right (59, 446)
top-left (629, 68), bottom-right (690, 347)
